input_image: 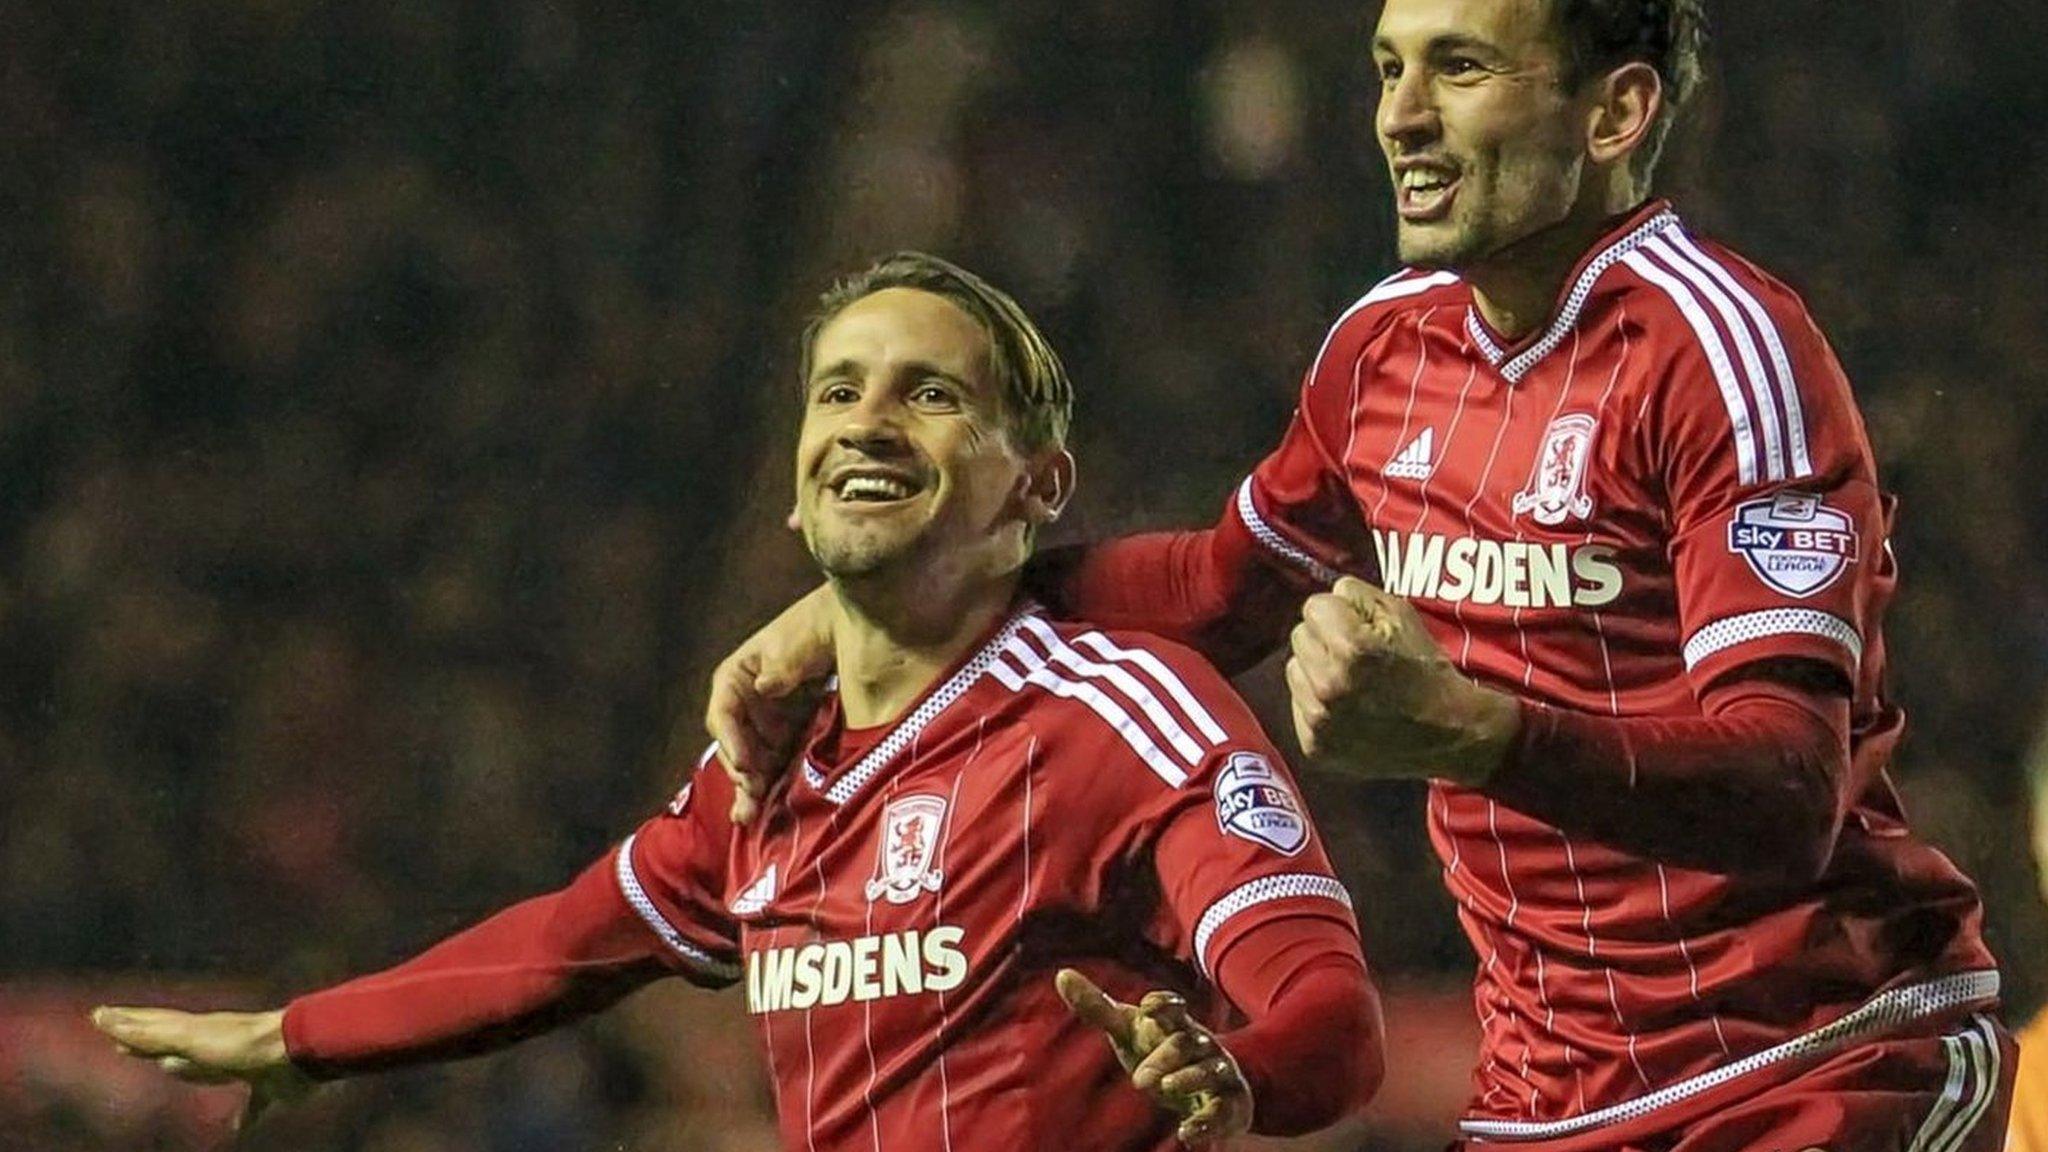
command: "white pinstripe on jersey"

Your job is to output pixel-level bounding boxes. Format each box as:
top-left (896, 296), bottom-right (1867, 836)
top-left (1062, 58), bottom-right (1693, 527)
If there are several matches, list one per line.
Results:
top-left (1506, 326), bottom-right (1598, 1099)
top-left (1263, 271), bottom-right (1464, 580)
top-left (1366, 306), bottom-right (1444, 526)
top-left (858, 802), bottom-right (885, 1152)
top-left (802, 803), bottom-right (831, 1152)
top-left (1444, 315), bottom-right (1561, 1109)
top-left (930, 724), bottom-right (980, 1152)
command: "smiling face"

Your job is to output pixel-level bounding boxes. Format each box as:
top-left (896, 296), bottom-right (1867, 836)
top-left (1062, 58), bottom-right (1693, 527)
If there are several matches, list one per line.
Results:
top-left (1373, 0), bottom-right (1593, 270)
top-left (796, 288), bottom-right (1044, 588)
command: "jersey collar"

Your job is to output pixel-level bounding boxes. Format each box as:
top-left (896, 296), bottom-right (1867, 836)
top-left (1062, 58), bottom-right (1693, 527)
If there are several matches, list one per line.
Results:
top-left (1464, 199), bottom-right (1680, 384)
top-left (801, 602), bottom-right (1041, 807)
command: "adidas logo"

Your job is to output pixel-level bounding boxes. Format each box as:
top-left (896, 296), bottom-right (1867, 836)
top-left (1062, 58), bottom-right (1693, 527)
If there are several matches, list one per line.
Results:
top-left (1386, 427), bottom-right (1436, 481)
top-left (730, 863), bottom-right (778, 916)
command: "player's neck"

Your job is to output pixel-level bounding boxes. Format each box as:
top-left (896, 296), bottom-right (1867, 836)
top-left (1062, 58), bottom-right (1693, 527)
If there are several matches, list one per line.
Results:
top-left (1465, 179), bottom-right (1648, 342)
top-left (829, 570), bottom-right (1020, 728)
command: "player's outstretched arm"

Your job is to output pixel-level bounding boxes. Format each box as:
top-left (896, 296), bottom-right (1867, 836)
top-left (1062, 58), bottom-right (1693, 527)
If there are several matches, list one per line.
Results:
top-left (1056, 969), bottom-right (1253, 1146)
top-left (90, 1006), bottom-right (314, 1129)
top-left (90, 850), bottom-right (676, 1127)
top-left (705, 582), bottom-right (836, 823)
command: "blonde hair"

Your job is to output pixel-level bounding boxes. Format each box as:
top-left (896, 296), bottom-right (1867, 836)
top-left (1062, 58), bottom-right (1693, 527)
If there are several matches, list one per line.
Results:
top-left (800, 252), bottom-right (1073, 454)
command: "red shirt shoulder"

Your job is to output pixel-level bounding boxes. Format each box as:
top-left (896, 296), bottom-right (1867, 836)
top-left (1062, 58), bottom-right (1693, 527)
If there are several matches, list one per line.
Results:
top-left (1603, 221), bottom-right (1887, 688)
top-left (1297, 268), bottom-right (1466, 450)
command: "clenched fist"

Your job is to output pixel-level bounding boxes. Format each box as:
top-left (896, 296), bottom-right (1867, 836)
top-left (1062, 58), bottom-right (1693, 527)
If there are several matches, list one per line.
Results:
top-left (1284, 576), bottom-right (1520, 786)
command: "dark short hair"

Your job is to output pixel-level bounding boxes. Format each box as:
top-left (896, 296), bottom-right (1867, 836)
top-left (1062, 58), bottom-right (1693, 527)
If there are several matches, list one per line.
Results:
top-left (1551, 0), bottom-right (1708, 180)
top-left (799, 252), bottom-right (1073, 455)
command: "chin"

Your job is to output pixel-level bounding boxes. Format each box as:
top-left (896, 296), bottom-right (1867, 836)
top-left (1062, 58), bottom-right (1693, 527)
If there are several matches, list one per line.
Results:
top-left (1397, 224), bottom-right (1485, 272)
top-left (808, 532), bottom-right (916, 581)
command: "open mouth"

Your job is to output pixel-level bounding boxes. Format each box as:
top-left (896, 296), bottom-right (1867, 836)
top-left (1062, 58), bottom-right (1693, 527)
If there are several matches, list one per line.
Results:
top-left (1397, 166), bottom-right (1459, 222)
top-left (828, 469), bottom-right (926, 506)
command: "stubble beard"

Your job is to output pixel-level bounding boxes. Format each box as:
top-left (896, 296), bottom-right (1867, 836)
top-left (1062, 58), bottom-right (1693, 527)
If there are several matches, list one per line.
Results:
top-left (1396, 202), bottom-right (1507, 273)
top-left (807, 518), bottom-right (921, 581)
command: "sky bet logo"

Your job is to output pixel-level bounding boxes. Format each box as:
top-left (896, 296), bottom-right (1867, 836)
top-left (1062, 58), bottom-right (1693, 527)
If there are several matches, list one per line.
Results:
top-left (1727, 491), bottom-right (1858, 598)
top-left (1215, 752), bottom-right (1308, 856)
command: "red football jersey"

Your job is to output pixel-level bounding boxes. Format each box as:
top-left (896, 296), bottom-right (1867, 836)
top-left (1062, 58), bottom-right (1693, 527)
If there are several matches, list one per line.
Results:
top-left (1232, 200), bottom-right (1997, 1142)
top-left (616, 606), bottom-right (1359, 1152)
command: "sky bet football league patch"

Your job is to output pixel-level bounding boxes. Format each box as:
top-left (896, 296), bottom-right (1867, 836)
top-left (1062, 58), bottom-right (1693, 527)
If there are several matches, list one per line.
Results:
top-left (1726, 491), bottom-right (1858, 598)
top-left (1214, 752), bottom-right (1308, 856)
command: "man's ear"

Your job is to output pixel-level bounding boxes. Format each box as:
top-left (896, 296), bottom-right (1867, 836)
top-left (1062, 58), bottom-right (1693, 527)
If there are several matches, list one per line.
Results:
top-left (1586, 60), bottom-right (1663, 170)
top-left (1020, 448), bottom-right (1076, 526)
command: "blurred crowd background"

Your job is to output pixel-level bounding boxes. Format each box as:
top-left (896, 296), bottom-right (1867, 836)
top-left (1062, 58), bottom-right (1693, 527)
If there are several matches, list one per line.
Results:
top-left (3, 1), bottom-right (2045, 1149)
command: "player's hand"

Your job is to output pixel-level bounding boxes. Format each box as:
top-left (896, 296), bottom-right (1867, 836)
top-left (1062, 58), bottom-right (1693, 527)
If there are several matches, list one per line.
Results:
top-left (706, 584), bottom-right (837, 822)
top-left (1285, 576), bottom-right (1521, 786)
top-left (90, 1006), bottom-right (316, 1130)
top-left (1055, 969), bottom-right (1252, 1145)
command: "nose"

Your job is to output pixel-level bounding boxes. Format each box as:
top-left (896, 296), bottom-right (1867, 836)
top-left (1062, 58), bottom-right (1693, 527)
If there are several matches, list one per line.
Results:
top-left (836, 390), bottom-right (912, 455)
top-left (1377, 68), bottom-right (1438, 152)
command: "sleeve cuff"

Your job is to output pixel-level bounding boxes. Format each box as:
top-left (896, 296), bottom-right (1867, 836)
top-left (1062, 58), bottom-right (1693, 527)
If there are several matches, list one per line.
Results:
top-left (1231, 478), bottom-right (1344, 587)
top-left (1682, 608), bottom-right (1862, 687)
top-left (279, 996), bottom-right (348, 1081)
top-left (613, 835), bottom-right (744, 985)
top-left (1191, 873), bottom-right (1357, 978)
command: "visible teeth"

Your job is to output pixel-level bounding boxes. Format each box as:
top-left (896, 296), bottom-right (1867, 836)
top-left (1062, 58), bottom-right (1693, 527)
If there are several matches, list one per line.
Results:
top-left (839, 476), bottom-right (914, 501)
top-left (1402, 170), bottom-right (1451, 192)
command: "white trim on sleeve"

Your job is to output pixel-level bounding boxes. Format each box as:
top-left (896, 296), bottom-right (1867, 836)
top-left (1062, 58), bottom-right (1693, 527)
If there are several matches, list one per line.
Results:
top-left (1191, 873), bottom-right (1355, 978)
top-left (1681, 608), bottom-right (1863, 674)
top-left (613, 834), bottom-right (743, 982)
top-left (1235, 477), bottom-right (1343, 586)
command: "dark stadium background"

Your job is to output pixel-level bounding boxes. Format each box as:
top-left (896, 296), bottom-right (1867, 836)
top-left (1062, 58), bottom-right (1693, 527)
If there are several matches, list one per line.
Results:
top-left (4, 3), bottom-right (2045, 1149)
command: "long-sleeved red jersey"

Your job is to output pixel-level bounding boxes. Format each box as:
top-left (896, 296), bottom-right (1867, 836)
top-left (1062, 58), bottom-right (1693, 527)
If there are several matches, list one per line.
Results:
top-left (1040, 200), bottom-right (1998, 1146)
top-left (286, 605), bottom-right (1379, 1150)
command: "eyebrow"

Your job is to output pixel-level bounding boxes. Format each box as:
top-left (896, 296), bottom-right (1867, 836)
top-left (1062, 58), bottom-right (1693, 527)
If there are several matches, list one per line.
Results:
top-left (809, 358), bottom-right (861, 384)
top-left (1372, 32), bottom-right (1505, 57)
top-left (807, 358), bottom-right (974, 391)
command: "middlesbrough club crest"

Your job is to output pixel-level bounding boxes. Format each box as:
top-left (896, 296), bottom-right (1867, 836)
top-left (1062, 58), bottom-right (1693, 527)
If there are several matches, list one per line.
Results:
top-left (1513, 413), bottom-right (1598, 527)
top-left (866, 794), bottom-right (949, 905)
